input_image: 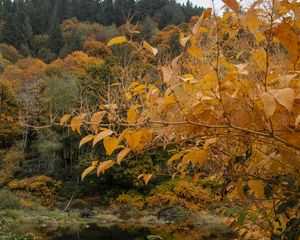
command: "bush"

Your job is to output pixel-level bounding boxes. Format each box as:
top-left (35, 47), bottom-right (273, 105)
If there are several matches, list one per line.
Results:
top-left (0, 44), bottom-right (21, 63)
top-left (146, 180), bottom-right (214, 210)
top-left (8, 176), bottom-right (61, 207)
top-left (115, 191), bottom-right (145, 210)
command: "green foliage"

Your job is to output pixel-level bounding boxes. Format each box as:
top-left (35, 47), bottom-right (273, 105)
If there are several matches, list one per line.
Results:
top-left (0, 189), bottom-right (21, 210)
top-left (0, 149), bottom-right (24, 187)
top-left (0, 44), bottom-right (21, 63)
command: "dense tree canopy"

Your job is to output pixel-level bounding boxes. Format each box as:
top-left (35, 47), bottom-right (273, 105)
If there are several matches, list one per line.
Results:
top-left (0, 0), bottom-right (203, 56)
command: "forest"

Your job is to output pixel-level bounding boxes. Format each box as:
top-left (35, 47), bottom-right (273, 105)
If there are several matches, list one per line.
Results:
top-left (0, 0), bottom-right (299, 239)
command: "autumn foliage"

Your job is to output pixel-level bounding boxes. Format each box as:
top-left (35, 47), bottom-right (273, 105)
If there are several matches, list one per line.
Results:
top-left (60, 0), bottom-right (300, 238)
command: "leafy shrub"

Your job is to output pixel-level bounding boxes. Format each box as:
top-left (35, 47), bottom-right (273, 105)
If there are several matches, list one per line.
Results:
top-left (8, 176), bottom-right (61, 207)
top-left (146, 181), bottom-right (214, 210)
top-left (115, 191), bottom-right (145, 210)
top-left (0, 44), bottom-right (21, 63)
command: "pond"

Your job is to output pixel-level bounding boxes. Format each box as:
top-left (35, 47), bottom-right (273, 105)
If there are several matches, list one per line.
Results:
top-left (45, 223), bottom-right (234, 240)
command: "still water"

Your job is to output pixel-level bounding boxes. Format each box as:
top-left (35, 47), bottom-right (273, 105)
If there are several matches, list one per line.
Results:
top-left (46, 223), bottom-right (234, 240)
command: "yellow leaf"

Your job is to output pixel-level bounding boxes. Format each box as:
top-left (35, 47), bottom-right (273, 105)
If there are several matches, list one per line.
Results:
top-left (295, 115), bottom-right (300, 128)
top-left (117, 148), bottom-right (131, 165)
top-left (245, 11), bottom-right (260, 31)
top-left (107, 36), bottom-right (127, 47)
top-left (81, 161), bottom-right (97, 180)
top-left (97, 160), bottom-right (115, 176)
top-left (253, 48), bottom-right (267, 71)
top-left (180, 34), bottom-right (190, 47)
top-left (203, 138), bottom-right (218, 150)
top-left (127, 107), bottom-right (138, 124)
top-left (125, 92), bottom-right (132, 100)
top-left (143, 41), bottom-right (158, 56)
top-left (111, 82), bottom-right (121, 86)
top-left (125, 131), bottom-right (143, 151)
top-left (128, 82), bottom-right (139, 89)
top-left (182, 150), bottom-right (207, 167)
top-left (103, 137), bottom-right (120, 156)
top-left (70, 116), bottom-right (84, 135)
top-left (91, 111), bottom-right (106, 132)
top-left (203, 8), bottom-right (212, 19)
top-left (133, 84), bottom-right (146, 94)
top-left (192, 8), bottom-right (211, 36)
top-left (161, 66), bottom-right (173, 84)
top-left (188, 46), bottom-right (201, 59)
top-left (222, 0), bottom-right (239, 14)
top-left (60, 114), bottom-right (71, 125)
top-left (167, 153), bottom-right (183, 165)
top-left (237, 178), bottom-right (246, 200)
top-left (79, 135), bottom-right (95, 148)
top-left (273, 23), bottom-right (300, 64)
top-left (138, 173), bottom-right (153, 185)
top-left (93, 129), bottom-right (114, 147)
top-left (270, 88), bottom-right (295, 111)
top-left (248, 180), bottom-right (265, 198)
top-left (260, 92), bottom-right (276, 119)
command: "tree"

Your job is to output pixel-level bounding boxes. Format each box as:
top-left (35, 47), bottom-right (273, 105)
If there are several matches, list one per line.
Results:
top-left (72, 1), bottom-right (300, 238)
top-left (48, 19), bottom-right (63, 53)
top-left (140, 15), bottom-right (156, 41)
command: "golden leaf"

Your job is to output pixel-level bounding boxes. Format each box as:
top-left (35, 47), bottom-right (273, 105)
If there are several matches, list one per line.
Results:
top-left (127, 107), bottom-right (138, 124)
top-left (91, 111), bottom-right (106, 132)
top-left (248, 180), bottom-right (265, 198)
top-left (107, 36), bottom-right (127, 47)
top-left (180, 34), bottom-right (190, 47)
top-left (188, 46), bottom-right (201, 59)
top-left (103, 137), bottom-right (120, 156)
top-left (167, 153), bottom-right (183, 165)
top-left (117, 148), bottom-right (131, 165)
top-left (79, 135), bottom-right (95, 148)
top-left (143, 40), bottom-right (158, 56)
top-left (253, 48), bottom-right (267, 71)
top-left (161, 66), bottom-right (173, 84)
top-left (295, 115), bottom-right (300, 128)
top-left (70, 116), bottom-right (84, 135)
top-left (222, 0), bottom-right (239, 14)
top-left (60, 114), bottom-right (71, 125)
top-left (182, 150), bottom-right (207, 167)
top-left (97, 160), bottom-right (115, 176)
top-left (273, 23), bottom-right (300, 64)
top-left (270, 88), bottom-right (295, 112)
top-left (260, 92), bottom-right (276, 119)
top-left (93, 129), bottom-right (114, 147)
top-left (81, 161), bottom-right (97, 180)
top-left (245, 11), bottom-right (260, 31)
top-left (203, 138), bottom-right (218, 150)
top-left (138, 173), bottom-right (153, 185)
top-left (192, 8), bottom-right (211, 36)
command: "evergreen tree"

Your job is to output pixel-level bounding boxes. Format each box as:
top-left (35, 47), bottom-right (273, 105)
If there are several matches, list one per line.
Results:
top-left (99, 0), bottom-right (114, 25)
top-left (140, 15), bottom-right (155, 41)
top-left (22, 16), bottom-right (33, 45)
top-left (48, 16), bottom-right (63, 53)
top-left (1, 13), bottom-right (18, 45)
